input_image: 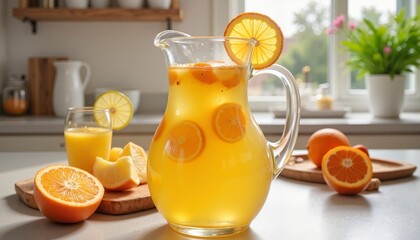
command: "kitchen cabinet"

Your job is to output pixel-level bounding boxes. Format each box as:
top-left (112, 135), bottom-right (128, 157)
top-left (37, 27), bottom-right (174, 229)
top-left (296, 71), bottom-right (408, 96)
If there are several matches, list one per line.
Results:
top-left (13, 0), bottom-right (182, 33)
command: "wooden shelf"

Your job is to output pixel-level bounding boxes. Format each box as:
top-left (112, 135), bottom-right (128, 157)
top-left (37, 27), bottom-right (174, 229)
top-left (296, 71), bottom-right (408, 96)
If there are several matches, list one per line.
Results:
top-left (13, 7), bottom-right (182, 22)
top-left (13, 0), bottom-right (182, 33)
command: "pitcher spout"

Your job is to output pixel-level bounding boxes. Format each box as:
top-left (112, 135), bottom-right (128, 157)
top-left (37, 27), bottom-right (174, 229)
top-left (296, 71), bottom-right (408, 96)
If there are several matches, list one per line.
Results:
top-left (154, 30), bottom-right (191, 48)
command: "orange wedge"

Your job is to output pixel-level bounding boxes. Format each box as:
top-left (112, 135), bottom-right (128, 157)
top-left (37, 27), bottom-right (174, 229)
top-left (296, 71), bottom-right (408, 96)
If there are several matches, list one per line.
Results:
top-left (322, 146), bottom-right (373, 195)
top-left (33, 165), bottom-right (104, 223)
top-left (213, 103), bottom-right (247, 142)
top-left (120, 142), bottom-right (148, 184)
top-left (93, 156), bottom-right (140, 191)
top-left (224, 12), bottom-right (284, 70)
top-left (121, 141), bottom-right (147, 158)
top-left (165, 120), bottom-right (205, 161)
top-left (109, 147), bottom-right (123, 162)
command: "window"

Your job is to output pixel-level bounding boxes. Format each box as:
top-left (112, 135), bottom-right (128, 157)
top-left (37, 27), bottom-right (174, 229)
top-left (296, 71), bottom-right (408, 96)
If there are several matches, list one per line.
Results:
top-left (213, 0), bottom-right (420, 112)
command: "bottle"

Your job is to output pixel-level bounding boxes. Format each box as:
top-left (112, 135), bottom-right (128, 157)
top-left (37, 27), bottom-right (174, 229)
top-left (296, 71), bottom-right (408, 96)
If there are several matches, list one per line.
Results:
top-left (316, 83), bottom-right (333, 110)
top-left (2, 75), bottom-right (29, 116)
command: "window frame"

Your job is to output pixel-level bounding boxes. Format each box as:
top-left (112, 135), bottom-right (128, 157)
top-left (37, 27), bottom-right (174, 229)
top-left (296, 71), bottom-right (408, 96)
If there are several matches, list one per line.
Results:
top-left (213, 0), bottom-right (420, 112)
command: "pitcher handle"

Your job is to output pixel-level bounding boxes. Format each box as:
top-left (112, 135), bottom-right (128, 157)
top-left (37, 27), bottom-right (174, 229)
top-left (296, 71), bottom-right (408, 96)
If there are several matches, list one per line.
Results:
top-left (252, 64), bottom-right (301, 179)
top-left (80, 62), bottom-right (91, 90)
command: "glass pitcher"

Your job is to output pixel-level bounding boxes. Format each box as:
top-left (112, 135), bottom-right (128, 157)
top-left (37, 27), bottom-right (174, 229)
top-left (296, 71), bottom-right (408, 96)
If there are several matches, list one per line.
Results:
top-left (148, 30), bottom-right (300, 237)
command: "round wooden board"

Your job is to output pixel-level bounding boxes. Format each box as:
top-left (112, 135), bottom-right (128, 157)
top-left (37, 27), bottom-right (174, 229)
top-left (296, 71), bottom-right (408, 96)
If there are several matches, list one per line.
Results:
top-left (15, 179), bottom-right (155, 215)
top-left (280, 154), bottom-right (417, 184)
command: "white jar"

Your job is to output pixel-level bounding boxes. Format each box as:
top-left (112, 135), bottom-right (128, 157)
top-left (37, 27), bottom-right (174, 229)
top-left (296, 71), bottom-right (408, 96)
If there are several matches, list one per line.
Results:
top-left (65, 0), bottom-right (89, 8)
top-left (91, 0), bottom-right (110, 8)
top-left (118, 0), bottom-right (144, 8)
top-left (148, 0), bottom-right (172, 9)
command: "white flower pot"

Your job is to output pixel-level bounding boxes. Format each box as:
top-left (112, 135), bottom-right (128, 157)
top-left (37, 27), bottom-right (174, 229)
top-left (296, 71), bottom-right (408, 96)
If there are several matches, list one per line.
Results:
top-left (366, 74), bottom-right (405, 118)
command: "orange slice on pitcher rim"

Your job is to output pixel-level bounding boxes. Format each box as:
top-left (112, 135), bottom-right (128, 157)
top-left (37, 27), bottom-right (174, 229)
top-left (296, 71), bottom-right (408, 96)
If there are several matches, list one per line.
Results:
top-left (33, 165), bottom-right (104, 223)
top-left (213, 103), bottom-right (247, 142)
top-left (322, 146), bottom-right (373, 195)
top-left (165, 120), bottom-right (205, 161)
top-left (224, 12), bottom-right (284, 70)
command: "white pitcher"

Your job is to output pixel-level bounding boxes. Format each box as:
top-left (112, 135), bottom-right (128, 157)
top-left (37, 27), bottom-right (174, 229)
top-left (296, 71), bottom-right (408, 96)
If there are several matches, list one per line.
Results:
top-left (53, 60), bottom-right (91, 117)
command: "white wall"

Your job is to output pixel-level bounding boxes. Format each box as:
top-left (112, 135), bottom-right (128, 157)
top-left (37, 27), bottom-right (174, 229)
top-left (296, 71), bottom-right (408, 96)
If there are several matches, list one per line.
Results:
top-left (0, 1), bottom-right (7, 90)
top-left (3, 0), bottom-right (214, 96)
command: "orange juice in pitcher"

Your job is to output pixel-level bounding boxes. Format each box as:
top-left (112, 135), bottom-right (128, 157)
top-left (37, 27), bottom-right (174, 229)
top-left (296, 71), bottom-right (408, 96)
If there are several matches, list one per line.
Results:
top-left (148, 17), bottom-right (300, 237)
top-left (149, 62), bottom-right (273, 230)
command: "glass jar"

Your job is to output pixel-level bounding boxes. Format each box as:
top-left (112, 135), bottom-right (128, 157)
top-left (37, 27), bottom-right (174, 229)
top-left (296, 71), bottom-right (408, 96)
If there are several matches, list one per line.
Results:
top-left (2, 75), bottom-right (29, 116)
top-left (316, 83), bottom-right (333, 110)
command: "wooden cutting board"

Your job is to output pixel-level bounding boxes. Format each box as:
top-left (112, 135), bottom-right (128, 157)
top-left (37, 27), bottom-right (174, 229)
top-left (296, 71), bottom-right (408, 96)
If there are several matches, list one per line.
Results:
top-left (280, 154), bottom-right (417, 184)
top-left (28, 57), bottom-right (68, 116)
top-left (15, 179), bottom-right (155, 215)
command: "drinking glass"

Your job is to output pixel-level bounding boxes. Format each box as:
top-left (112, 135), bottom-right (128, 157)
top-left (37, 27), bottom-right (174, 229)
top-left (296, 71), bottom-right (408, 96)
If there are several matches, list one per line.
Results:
top-left (64, 107), bottom-right (112, 173)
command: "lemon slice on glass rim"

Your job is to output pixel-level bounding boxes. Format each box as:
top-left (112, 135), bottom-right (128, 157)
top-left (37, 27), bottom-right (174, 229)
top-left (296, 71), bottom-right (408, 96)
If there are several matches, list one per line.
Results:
top-left (94, 90), bottom-right (133, 131)
top-left (224, 12), bottom-right (284, 70)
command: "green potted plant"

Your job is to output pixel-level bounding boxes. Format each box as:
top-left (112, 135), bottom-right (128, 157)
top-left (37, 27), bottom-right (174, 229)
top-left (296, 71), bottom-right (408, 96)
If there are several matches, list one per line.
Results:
top-left (328, 8), bottom-right (420, 118)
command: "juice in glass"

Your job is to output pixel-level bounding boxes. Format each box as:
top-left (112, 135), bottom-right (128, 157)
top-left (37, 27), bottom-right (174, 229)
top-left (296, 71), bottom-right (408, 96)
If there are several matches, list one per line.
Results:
top-left (148, 63), bottom-right (273, 230)
top-left (64, 107), bottom-right (112, 174)
top-left (65, 127), bottom-right (112, 173)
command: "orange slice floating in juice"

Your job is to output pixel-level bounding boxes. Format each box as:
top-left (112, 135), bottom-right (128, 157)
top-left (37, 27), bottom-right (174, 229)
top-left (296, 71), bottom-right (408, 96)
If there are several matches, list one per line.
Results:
top-left (224, 12), bottom-right (284, 70)
top-left (34, 165), bottom-right (104, 223)
top-left (168, 67), bottom-right (178, 86)
top-left (165, 120), bottom-right (205, 161)
top-left (322, 146), bottom-right (373, 195)
top-left (191, 62), bottom-right (218, 84)
top-left (213, 103), bottom-right (247, 142)
top-left (212, 66), bottom-right (241, 88)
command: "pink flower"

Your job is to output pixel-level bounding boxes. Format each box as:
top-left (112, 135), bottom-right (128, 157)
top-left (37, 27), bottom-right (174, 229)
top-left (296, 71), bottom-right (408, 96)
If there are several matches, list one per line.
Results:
top-left (348, 21), bottom-right (357, 30)
top-left (326, 28), bottom-right (335, 34)
top-left (333, 15), bottom-right (346, 28)
top-left (384, 46), bottom-right (392, 55)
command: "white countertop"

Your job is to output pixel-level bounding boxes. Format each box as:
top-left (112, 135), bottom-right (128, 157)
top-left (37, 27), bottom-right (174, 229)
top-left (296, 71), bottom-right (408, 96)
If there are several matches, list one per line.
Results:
top-left (0, 150), bottom-right (419, 239)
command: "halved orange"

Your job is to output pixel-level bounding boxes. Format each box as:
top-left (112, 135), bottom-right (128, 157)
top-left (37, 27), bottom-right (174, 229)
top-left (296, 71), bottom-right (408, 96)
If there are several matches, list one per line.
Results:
top-left (165, 120), bottom-right (205, 161)
top-left (93, 156), bottom-right (140, 191)
top-left (213, 103), bottom-right (247, 142)
top-left (33, 165), bottom-right (104, 223)
top-left (224, 12), bottom-right (284, 70)
top-left (322, 146), bottom-right (373, 195)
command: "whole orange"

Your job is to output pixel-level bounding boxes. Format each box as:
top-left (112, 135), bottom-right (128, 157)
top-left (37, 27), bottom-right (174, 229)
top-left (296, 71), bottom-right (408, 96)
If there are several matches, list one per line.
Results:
top-left (353, 144), bottom-right (370, 157)
top-left (306, 128), bottom-right (350, 168)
